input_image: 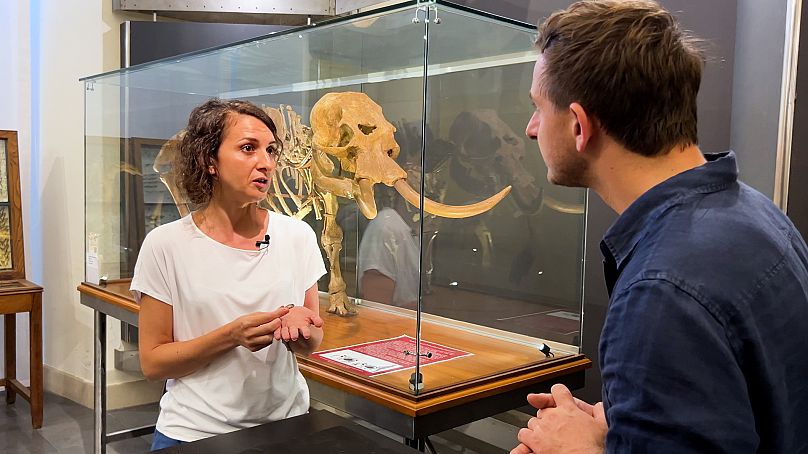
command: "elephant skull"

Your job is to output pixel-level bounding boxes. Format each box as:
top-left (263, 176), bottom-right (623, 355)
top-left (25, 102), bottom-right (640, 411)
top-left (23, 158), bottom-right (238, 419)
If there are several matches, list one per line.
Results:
top-left (310, 92), bottom-right (511, 220)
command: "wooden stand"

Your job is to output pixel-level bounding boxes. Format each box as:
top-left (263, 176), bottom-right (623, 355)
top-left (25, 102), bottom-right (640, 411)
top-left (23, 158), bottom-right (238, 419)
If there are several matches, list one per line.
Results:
top-left (1, 279), bottom-right (44, 428)
top-left (0, 131), bottom-right (43, 428)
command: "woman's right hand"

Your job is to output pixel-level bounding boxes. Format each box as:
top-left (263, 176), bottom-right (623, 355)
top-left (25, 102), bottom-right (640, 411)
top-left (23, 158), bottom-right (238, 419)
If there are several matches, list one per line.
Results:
top-left (228, 306), bottom-right (290, 352)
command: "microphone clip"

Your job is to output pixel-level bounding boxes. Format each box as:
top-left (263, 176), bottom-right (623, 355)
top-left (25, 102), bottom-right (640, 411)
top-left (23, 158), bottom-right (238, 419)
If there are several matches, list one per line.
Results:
top-left (255, 234), bottom-right (271, 250)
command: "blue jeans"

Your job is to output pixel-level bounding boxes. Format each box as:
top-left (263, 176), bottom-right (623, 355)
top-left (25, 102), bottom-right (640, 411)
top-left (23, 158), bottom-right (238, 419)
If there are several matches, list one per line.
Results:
top-left (151, 429), bottom-right (183, 451)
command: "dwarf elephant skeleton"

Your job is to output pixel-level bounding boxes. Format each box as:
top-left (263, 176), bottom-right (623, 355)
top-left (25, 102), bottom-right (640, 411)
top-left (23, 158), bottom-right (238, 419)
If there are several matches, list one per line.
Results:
top-left (154, 92), bottom-right (510, 316)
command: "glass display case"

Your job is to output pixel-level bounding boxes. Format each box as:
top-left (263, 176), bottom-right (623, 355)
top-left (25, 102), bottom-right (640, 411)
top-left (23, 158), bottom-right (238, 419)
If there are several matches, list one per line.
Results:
top-left (82, 0), bottom-right (588, 398)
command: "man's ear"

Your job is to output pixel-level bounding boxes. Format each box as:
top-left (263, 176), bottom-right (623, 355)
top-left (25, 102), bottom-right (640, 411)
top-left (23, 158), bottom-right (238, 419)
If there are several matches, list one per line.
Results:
top-left (569, 103), bottom-right (593, 153)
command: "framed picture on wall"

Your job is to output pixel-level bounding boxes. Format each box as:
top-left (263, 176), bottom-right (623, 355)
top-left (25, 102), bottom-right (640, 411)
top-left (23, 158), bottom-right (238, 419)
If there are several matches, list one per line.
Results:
top-left (133, 137), bottom-right (181, 234)
top-left (0, 130), bottom-right (26, 280)
top-left (119, 137), bottom-right (182, 277)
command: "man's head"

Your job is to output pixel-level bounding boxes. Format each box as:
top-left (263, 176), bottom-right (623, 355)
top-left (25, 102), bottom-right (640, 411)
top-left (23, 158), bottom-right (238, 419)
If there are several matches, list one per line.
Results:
top-left (527, 0), bottom-right (704, 185)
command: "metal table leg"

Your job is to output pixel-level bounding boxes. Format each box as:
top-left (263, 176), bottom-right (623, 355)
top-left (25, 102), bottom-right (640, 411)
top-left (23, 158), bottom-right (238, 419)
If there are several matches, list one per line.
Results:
top-left (94, 310), bottom-right (106, 454)
top-left (424, 436), bottom-right (438, 454)
top-left (405, 437), bottom-right (425, 451)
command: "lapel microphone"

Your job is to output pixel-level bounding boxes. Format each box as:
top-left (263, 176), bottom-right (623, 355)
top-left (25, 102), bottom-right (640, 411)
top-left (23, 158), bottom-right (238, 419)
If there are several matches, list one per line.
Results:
top-left (255, 234), bottom-right (271, 249)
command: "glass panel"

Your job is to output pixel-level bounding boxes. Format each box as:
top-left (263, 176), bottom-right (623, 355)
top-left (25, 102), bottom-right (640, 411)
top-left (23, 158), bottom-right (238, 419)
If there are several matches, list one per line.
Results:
top-left (83, 1), bottom-right (589, 397)
top-left (415, 4), bottom-right (586, 392)
top-left (84, 4), bottom-right (430, 395)
top-left (0, 205), bottom-right (11, 270)
top-left (136, 139), bottom-right (182, 235)
top-left (84, 3), bottom-right (424, 98)
top-left (85, 80), bottom-right (128, 281)
top-left (0, 139), bottom-right (7, 202)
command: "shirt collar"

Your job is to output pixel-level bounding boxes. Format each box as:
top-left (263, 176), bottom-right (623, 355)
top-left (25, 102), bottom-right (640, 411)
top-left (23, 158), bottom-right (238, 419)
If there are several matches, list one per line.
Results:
top-left (600, 151), bottom-right (738, 270)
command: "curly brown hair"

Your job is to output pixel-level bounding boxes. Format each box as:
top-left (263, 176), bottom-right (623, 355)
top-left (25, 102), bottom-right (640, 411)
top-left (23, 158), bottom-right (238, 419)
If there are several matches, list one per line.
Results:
top-left (536, 0), bottom-right (704, 156)
top-left (177, 98), bottom-right (281, 205)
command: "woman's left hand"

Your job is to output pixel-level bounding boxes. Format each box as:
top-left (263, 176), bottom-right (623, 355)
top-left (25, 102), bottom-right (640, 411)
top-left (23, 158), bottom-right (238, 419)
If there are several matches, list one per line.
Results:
top-left (274, 305), bottom-right (324, 342)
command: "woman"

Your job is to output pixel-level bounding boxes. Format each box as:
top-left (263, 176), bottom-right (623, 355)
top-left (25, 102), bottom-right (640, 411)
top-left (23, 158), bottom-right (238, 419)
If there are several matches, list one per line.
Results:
top-left (131, 98), bottom-right (326, 450)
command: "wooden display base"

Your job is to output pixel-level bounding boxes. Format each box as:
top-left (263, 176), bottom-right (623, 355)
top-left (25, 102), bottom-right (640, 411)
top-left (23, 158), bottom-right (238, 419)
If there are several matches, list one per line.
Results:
top-left (302, 299), bottom-right (585, 403)
top-left (78, 279), bottom-right (589, 440)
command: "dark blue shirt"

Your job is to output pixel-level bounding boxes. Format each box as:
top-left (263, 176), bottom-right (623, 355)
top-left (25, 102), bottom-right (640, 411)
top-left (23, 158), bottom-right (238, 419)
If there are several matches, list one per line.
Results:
top-left (599, 151), bottom-right (808, 453)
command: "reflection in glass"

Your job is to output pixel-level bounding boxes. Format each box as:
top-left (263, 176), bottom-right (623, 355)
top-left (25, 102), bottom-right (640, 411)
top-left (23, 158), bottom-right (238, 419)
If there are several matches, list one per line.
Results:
top-left (0, 206), bottom-right (11, 269)
top-left (421, 64), bottom-right (587, 346)
top-left (358, 185), bottom-right (420, 309)
top-left (0, 139), bottom-right (7, 202)
top-left (138, 142), bottom-right (181, 234)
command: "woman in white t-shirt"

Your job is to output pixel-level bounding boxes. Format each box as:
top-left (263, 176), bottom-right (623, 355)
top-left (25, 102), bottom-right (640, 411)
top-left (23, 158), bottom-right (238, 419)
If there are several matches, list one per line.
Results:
top-left (131, 98), bottom-right (327, 450)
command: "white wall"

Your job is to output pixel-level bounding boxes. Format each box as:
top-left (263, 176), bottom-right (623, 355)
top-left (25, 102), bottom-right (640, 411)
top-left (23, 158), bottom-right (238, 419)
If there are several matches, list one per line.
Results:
top-left (0, 0), bottom-right (156, 407)
top-left (0, 0), bottom-right (33, 387)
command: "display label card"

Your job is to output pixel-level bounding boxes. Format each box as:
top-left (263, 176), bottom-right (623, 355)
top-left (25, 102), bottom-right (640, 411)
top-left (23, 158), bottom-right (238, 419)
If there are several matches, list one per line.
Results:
top-left (85, 252), bottom-right (100, 285)
top-left (86, 233), bottom-right (100, 284)
top-left (312, 335), bottom-right (472, 377)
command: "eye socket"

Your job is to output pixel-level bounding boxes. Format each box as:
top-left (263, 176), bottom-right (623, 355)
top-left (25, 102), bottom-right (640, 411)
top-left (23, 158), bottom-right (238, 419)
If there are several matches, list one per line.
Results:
top-left (267, 142), bottom-right (282, 156)
top-left (338, 124), bottom-right (354, 147)
top-left (358, 124), bottom-right (377, 135)
top-left (387, 149), bottom-right (394, 157)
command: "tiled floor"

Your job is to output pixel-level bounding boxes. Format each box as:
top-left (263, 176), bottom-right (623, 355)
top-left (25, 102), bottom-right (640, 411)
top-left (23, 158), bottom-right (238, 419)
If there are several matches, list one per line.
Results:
top-left (1, 391), bottom-right (524, 453)
top-left (1, 391), bottom-right (157, 454)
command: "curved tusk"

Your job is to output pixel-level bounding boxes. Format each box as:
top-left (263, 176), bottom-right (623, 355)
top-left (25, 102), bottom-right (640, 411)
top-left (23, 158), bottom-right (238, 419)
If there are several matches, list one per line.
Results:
top-left (542, 195), bottom-right (585, 215)
top-left (394, 179), bottom-right (511, 219)
top-left (356, 178), bottom-right (378, 219)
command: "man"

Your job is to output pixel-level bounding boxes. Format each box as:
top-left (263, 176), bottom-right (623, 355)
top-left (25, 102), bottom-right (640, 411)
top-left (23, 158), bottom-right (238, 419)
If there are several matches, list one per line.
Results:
top-left (514, 1), bottom-right (808, 453)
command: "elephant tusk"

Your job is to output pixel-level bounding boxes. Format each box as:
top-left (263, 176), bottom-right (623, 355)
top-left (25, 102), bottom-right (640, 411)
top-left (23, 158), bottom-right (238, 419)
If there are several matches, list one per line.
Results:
top-left (356, 178), bottom-right (378, 219)
top-left (393, 179), bottom-right (511, 219)
top-left (542, 195), bottom-right (585, 215)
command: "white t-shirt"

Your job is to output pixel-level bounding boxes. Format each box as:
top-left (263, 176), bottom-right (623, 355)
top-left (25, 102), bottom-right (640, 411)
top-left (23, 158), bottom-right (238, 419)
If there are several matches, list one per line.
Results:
top-left (130, 210), bottom-right (326, 442)
top-left (357, 207), bottom-right (420, 306)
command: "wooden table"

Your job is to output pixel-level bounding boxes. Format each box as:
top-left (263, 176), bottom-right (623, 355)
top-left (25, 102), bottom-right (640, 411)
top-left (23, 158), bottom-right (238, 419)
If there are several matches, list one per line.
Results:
top-left (78, 279), bottom-right (589, 453)
top-left (1, 279), bottom-right (43, 429)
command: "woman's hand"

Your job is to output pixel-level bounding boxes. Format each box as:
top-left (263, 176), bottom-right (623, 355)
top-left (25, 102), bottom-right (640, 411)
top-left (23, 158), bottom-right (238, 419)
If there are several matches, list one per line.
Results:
top-left (139, 297), bottom-right (289, 380)
top-left (277, 284), bottom-right (324, 356)
top-left (229, 307), bottom-right (290, 352)
top-left (274, 305), bottom-right (324, 342)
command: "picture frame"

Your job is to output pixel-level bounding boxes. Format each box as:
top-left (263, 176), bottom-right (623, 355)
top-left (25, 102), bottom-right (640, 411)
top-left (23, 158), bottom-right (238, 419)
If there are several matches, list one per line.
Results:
top-left (132, 137), bottom-right (181, 234)
top-left (0, 130), bottom-right (26, 280)
top-left (120, 137), bottom-right (182, 277)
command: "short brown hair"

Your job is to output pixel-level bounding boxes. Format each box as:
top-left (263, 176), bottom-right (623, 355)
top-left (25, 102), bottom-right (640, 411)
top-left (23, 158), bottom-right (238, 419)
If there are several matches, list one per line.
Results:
top-left (536, 0), bottom-right (704, 156)
top-left (177, 98), bottom-right (281, 205)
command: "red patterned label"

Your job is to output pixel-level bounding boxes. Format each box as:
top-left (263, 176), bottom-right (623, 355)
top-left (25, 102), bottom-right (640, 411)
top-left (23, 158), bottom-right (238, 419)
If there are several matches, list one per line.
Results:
top-left (312, 335), bottom-right (472, 377)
